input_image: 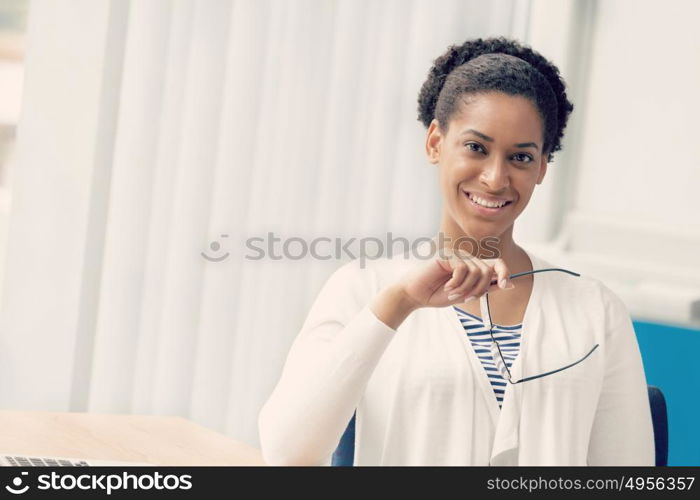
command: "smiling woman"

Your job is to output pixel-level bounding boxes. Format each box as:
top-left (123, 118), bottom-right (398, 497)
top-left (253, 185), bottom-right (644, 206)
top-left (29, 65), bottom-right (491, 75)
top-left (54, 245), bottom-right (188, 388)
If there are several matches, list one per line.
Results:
top-left (258, 37), bottom-right (655, 466)
top-left (430, 94), bottom-right (548, 242)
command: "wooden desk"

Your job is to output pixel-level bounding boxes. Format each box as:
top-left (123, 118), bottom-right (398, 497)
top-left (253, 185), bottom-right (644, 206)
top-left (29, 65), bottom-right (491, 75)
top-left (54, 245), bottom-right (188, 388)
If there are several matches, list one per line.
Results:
top-left (0, 411), bottom-right (265, 466)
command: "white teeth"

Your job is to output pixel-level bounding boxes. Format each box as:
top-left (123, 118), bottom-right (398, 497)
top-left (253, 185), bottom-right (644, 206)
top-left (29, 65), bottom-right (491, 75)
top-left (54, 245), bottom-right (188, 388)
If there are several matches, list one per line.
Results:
top-left (468, 193), bottom-right (508, 208)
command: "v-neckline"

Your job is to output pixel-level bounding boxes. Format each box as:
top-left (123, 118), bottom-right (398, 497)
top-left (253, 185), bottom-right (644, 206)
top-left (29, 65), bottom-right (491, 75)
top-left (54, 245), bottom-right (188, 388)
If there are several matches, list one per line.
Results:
top-left (453, 306), bottom-right (522, 330)
top-left (444, 247), bottom-right (542, 425)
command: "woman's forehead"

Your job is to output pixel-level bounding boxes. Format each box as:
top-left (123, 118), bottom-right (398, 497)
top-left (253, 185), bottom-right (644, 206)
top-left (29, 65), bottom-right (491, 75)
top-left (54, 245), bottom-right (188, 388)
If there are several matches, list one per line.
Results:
top-left (450, 93), bottom-right (544, 142)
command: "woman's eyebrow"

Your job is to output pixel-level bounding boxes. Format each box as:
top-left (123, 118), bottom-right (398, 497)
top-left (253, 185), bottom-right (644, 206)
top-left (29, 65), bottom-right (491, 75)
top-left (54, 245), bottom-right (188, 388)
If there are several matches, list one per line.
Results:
top-left (460, 128), bottom-right (540, 150)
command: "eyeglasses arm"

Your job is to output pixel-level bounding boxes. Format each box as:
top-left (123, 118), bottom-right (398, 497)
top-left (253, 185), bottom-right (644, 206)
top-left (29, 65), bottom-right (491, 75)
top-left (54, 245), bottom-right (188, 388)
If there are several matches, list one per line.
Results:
top-left (489, 267), bottom-right (580, 287)
top-left (510, 344), bottom-right (600, 384)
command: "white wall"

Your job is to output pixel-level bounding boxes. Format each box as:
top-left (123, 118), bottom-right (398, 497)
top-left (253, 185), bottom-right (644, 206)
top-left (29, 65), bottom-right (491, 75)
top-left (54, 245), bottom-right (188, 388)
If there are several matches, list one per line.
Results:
top-left (574, 0), bottom-right (700, 234)
top-left (520, 0), bottom-right (700, 327)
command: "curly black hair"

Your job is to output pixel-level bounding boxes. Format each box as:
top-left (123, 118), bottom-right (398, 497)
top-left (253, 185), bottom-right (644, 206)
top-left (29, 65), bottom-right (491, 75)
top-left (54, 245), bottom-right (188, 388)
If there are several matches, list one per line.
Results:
top-left (417, 37), bottom-right (574, 162)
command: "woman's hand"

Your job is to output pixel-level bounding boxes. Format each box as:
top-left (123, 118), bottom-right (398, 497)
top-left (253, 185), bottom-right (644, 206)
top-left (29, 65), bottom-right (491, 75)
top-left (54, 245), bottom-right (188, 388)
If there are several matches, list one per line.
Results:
top-left (398, 248), bottom-right (514, 310)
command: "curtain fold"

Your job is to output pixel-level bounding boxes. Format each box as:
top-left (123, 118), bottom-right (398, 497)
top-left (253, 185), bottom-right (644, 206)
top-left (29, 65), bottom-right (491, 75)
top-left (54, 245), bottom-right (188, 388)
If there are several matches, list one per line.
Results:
top-left (88, 0), bottom-right (174, 413)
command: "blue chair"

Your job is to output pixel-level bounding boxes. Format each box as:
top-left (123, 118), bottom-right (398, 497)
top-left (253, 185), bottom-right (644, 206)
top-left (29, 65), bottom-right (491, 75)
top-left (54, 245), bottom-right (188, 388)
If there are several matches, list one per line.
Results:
top-left (331, 411), bottom-right (355, 466)
top-left (648, 385), bottom-right (668, 466)
top-left (332, 386), bottom-right (669, 466)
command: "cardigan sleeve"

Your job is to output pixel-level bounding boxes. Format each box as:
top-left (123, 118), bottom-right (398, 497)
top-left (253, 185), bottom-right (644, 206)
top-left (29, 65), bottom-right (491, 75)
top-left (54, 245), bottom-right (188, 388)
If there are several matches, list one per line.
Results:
top-left (587, 285), bottom-right (655, 466)
top-left (258, 260), bottom-right (397, 466)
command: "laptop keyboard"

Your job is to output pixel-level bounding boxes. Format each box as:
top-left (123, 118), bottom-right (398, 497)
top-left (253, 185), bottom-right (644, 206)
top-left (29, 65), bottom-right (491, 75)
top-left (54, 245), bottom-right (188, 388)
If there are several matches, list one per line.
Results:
top-left (4, 456), bottom-right (90, 466)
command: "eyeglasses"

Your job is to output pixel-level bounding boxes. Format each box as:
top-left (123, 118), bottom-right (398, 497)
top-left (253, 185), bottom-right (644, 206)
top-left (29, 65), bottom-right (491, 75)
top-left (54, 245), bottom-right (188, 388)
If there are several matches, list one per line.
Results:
top-left (483, 268), bottom-right (599, 384)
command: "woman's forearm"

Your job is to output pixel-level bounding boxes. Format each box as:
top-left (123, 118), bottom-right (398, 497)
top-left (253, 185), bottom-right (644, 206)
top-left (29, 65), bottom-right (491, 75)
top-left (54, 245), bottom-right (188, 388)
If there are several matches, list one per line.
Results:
top-left (369, 284), bottom-right (421, 330)
top-left (258, 299), bottom-right (399, 465)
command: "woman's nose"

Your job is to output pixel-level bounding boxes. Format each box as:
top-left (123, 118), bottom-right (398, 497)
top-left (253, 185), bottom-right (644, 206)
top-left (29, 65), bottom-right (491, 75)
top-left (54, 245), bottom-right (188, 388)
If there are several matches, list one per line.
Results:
top-left (479, 157), bottom-right (510, 190)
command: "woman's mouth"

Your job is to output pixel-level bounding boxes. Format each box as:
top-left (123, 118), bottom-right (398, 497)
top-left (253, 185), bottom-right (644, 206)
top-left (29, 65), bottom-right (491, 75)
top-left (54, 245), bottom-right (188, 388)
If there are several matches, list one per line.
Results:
top-left (463, 191), bottom-right (513, 216)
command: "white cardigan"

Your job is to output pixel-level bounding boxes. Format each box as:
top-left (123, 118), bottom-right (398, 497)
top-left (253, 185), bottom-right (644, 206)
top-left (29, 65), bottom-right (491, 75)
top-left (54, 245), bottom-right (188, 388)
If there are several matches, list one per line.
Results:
top-left (258, 240), bottom-right (655, 466)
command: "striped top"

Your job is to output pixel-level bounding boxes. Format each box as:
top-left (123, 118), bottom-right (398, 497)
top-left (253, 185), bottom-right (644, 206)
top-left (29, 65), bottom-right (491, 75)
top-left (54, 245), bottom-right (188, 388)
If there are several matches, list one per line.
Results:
top-left (453, 306), bottom-right (523, 409)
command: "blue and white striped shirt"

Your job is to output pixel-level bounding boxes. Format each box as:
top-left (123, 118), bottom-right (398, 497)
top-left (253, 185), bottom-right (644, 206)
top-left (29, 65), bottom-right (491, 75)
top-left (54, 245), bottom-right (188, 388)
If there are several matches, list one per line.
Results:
top-left (453, 305), bottom-right (522, 409)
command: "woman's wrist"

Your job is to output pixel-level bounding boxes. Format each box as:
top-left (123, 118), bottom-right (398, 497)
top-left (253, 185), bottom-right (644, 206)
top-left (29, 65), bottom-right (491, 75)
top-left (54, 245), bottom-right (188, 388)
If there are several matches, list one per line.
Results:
top-left (369, 284), bottom-right (421, 331)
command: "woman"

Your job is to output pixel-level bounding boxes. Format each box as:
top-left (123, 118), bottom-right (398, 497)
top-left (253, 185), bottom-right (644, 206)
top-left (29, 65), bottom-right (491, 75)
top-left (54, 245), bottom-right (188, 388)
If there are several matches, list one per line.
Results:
top-left (258, 37), bottom-right (654, 466)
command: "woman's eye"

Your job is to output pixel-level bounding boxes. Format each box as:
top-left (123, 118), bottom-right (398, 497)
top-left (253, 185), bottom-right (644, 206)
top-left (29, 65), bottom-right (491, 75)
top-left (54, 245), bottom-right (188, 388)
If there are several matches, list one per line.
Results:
top-left (465, 142), bottom-right (485, 153)
top-left (512, 153), bottom-right (533, 163)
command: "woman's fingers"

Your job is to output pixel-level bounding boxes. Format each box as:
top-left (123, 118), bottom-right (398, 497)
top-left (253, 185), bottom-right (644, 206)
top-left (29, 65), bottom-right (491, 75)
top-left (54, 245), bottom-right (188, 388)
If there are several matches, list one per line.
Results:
top-left (444, 256), bottom-right (477, 298)
top-left (444, 250), bottom-right (482, 300)
top-left (443, 252), bottom-right (514, 301)
top-left (443, 259), bottom-right (468, 291)
top-left (446, 264), bottom-right (480, 300)
top-left (487, 258), bottom-right (514, 290)
top-left (469, 257), bottom-right (494, 298)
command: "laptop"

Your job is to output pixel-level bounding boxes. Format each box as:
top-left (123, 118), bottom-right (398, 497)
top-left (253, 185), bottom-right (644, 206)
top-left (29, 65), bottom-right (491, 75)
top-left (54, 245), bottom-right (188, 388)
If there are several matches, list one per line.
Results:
top-left (0, 453), bottom-right (151, 466)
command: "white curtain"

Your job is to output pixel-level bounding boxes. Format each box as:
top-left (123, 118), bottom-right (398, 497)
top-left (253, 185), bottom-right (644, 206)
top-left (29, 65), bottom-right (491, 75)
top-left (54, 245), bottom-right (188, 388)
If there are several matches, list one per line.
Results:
top-left (0, 0), bottom-right (534, 447)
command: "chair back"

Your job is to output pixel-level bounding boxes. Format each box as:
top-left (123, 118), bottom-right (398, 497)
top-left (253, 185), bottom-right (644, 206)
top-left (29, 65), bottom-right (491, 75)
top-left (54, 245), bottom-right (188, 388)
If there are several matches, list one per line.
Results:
top-left (648, 385), bottom-right (668, 466)
top-left (331, 411), bottom-right (355, 466)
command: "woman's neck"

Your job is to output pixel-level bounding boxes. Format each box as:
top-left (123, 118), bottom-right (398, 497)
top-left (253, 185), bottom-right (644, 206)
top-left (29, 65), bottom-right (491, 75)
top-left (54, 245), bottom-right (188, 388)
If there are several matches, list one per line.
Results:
top-left (436, 218), bottom-right (532, 275)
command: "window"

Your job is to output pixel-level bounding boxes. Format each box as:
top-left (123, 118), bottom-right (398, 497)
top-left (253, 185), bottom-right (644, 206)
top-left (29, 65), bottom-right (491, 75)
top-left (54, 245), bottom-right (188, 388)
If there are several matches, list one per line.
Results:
top-left (0, 0), bottom-right (28, 192)
top-left (0, 0), bottom-right (28, 289)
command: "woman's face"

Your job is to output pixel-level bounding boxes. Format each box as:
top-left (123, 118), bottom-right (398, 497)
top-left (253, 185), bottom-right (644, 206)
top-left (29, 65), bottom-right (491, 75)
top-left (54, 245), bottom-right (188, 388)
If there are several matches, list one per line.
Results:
top-left (426, 92), bottom-right (549, 244)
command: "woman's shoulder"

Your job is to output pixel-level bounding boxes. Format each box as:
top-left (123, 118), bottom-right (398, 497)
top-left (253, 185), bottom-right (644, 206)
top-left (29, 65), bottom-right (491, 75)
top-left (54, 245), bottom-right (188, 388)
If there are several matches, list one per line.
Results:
top-left (526, 248), bottom-right (631, 321)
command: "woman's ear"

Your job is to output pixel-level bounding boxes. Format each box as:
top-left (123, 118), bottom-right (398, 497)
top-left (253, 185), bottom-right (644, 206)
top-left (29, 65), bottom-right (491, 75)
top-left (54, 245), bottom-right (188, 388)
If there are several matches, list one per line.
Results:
top-left (425, 119), bottom-right (442, 165)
